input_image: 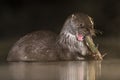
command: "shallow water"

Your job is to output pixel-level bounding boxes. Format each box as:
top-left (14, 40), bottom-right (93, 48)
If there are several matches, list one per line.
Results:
top-left (0, 59), bottom-right (120, 80)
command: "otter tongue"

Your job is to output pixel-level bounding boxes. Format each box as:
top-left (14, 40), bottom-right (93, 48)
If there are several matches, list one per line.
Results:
top-left (77, 34), bottom-right (83, 41)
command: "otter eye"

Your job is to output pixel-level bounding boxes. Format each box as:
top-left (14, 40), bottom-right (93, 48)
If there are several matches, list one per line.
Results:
top-left (79, 23), bottom-right (84, 28)
top-left (80, 23), bottom-right (83, 26)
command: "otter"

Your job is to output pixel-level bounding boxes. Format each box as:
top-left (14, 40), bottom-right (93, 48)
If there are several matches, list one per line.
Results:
top-left (7, 13), bottom-right (97, 61)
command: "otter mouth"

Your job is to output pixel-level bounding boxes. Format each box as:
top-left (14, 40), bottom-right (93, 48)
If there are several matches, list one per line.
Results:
top-left (76, 34), bottom-right (84, 41)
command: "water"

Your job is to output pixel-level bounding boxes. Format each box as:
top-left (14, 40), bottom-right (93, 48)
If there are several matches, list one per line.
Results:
top-left (0, 59), bottom-right (120, 80)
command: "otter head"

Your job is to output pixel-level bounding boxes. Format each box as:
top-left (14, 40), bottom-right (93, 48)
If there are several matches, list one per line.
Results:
top-left (59, 13), bottom-right (95, 53)
top-left (60, 13), bottom-right (95, 42)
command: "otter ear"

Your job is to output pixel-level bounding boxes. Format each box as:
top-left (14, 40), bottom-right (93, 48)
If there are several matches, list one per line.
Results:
top-left (71, 14), bottom-right (76, 19)
top-left (88, 16), bottom-right (94, 29)
top-left (71, 14), bottom-right (76, 23)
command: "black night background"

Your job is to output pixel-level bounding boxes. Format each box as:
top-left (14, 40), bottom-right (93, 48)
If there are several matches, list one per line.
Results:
top-left (0, 0), bottom-right (120, 61)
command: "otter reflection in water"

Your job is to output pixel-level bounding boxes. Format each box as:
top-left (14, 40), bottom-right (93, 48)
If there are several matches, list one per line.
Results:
top-left (7, 13), bottom-right (98, 61)
top-left (8, 61), bottom-right (101, 80)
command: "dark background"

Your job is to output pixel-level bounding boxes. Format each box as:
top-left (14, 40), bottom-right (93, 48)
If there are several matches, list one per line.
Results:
top-left (0, 0), bottom-right (120, 61)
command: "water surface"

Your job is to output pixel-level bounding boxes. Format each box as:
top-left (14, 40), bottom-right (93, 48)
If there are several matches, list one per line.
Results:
top-left (0, 59), bottom-right (120, 80)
